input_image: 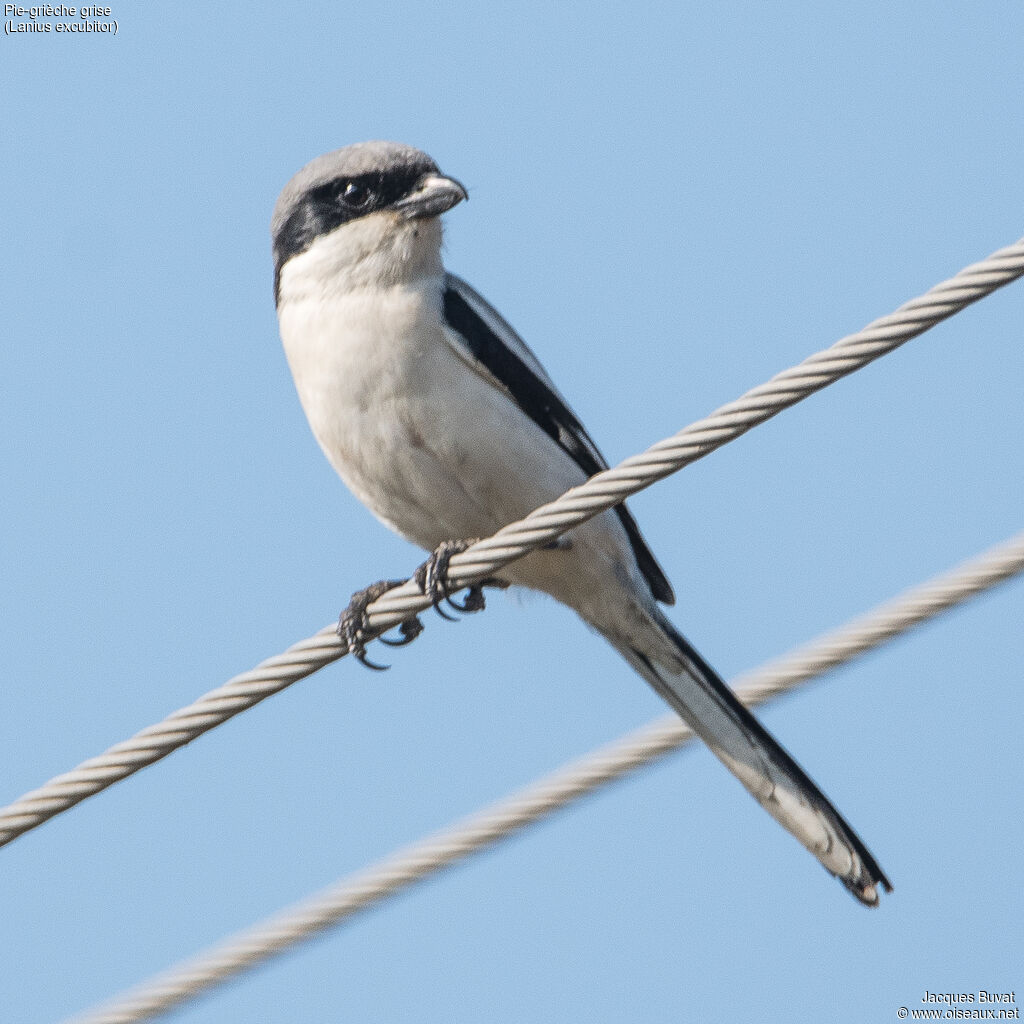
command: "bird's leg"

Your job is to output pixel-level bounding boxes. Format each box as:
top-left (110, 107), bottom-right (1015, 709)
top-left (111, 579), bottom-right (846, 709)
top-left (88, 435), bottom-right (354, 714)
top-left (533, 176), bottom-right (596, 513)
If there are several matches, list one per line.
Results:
top-left (414, 539), bottom-right (509, 618)
top-left (337, 579), bottom-right (424, 671)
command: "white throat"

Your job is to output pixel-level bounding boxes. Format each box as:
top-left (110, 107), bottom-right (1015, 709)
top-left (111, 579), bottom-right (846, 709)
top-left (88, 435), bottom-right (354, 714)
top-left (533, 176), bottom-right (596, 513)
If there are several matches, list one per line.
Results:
top-left (276, 212), bottom-right (445, 308)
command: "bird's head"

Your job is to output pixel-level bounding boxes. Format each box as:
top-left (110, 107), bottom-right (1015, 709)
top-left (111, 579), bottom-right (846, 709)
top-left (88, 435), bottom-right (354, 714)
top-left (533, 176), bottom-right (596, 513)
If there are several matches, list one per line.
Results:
top-left (271, 141), bottom-right (467, 306)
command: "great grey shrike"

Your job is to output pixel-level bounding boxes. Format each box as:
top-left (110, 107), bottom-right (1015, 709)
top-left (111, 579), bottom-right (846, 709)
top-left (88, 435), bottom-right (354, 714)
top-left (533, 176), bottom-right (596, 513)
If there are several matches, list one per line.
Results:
top-left (271, 140), bottom-right (891, 906)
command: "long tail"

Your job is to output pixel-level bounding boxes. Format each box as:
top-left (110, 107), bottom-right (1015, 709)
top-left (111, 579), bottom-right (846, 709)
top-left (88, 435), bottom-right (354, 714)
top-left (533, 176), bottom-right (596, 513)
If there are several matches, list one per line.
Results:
top-left (600, 605), bottom-right (892, 905)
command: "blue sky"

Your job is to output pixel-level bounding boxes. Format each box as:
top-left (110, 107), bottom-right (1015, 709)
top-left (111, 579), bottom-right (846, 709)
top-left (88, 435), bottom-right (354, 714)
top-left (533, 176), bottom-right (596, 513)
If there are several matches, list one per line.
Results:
top-left (2, 3), bottom-right (1022, 1021)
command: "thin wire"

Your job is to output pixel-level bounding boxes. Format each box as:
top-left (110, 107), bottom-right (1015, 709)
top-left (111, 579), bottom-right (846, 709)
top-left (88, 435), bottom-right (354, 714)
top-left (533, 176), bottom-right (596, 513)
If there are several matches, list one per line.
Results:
top-left (1, 236), bottom-right (1022, 851)
top-left (63, 530), bottom-right (1024, 1024)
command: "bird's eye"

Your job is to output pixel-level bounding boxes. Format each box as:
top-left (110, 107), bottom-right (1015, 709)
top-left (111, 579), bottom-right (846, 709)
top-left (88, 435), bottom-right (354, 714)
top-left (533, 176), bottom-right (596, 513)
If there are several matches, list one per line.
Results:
top-left (340, 182), bottom-right (373, 208)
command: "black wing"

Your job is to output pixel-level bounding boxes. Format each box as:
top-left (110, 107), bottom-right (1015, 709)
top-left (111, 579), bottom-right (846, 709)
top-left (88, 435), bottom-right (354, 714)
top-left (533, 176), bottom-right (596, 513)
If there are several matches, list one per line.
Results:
top-left (442, 274), bottom-right (674, 605)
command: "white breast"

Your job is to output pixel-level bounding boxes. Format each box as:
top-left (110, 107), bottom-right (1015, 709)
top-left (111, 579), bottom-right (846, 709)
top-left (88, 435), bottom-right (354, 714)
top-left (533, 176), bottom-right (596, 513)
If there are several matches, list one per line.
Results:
top-left (275, 215), bottom-right (645, 613)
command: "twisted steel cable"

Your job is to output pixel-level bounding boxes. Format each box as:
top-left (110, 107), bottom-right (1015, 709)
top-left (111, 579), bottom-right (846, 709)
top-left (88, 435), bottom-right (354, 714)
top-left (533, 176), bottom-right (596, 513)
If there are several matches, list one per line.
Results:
top-left (63, 530), bottom-right (1024, 1024)
top-left (1, 236), bottom-right (1022, 851)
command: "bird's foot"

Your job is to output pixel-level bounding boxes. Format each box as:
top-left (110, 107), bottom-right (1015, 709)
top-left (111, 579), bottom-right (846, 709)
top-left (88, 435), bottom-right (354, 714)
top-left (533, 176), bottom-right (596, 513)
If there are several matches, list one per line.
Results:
top-left (338, 579), bottom-right (424, 671)
top-left (340, 542), bottom-right (509, 669)
top-left (414, 539), bottom-right (508, 619)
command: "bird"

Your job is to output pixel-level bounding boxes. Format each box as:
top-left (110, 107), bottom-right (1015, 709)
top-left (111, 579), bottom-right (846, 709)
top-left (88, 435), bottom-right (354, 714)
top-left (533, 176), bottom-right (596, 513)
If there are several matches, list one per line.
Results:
top-left (271, 140), bottom-right (891, 906)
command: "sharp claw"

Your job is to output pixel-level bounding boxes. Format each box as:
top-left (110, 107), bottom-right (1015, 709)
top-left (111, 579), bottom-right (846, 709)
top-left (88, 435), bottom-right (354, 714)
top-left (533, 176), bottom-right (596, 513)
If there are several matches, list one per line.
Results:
top-left (446, 585), bottom-right (486, 614)
top-left (338, 579), bottom-right (412, 670)
top-left (379, 617), bottom-right (424, 647)
top-left (355, 649), bottom-right (391, 671)
top-left (424, 580), bottom-right (458, 620)
top-left (338, 616), bottom-right (391, 670)
top-left (415, 539), bottom-right (489, 619)
top-left (415, 547), bottom-right (462, 620)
